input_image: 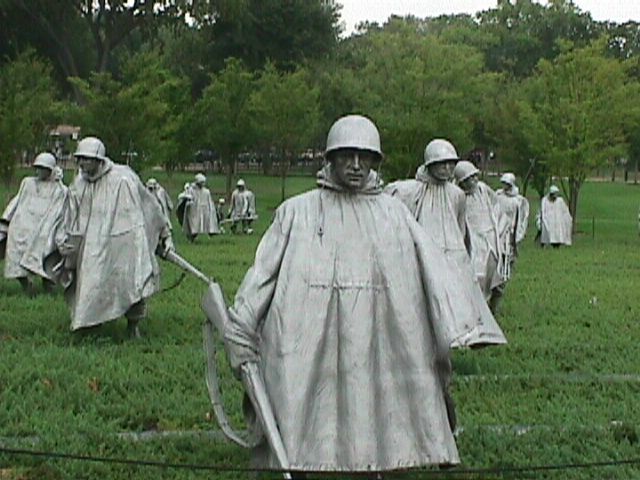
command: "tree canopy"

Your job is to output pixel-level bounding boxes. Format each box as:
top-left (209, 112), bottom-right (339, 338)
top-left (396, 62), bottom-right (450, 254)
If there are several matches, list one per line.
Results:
top-left (2, 0), bottom-right (640, 231)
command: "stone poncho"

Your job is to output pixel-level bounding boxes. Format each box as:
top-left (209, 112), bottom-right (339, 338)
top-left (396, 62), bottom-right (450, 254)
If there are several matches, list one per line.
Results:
top-left (496, 186), bottom-right (530, 245)
top-left (225, 166), bottom-right (490, 472)
top-left (54, 159), bottom-right (169, 330)
top-left (385, 166), bottom-right (506, 347)
top-left (1, 175), bottom-right (68, 280)
top-left (229, 188), bottom-right (256, 220)
top-left (150, 184), bottom-right (174, 224)
top-left (463, 181), bottom-right (509, 300)
top-left (178, 183), bottom-right (220, 235)
top-left (537, 195), bottom-right (572, 246)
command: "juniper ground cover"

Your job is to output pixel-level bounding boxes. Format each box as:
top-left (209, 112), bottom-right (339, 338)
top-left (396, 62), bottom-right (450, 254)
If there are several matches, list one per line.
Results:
top-left (0, 171), bottom-right (638, 479)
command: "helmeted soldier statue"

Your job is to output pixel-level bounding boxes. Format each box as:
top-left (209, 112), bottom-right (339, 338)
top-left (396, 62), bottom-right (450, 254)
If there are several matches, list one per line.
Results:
top-left (146, 178), bottom-right (174, 226)
top-left (48, 137), bottom-right (174, 338)
top-left (229, 179), bottom-right (256, 234)
top-left (385, 139), bottom-right (506, 347)
top-left (453, 160), bottom-right (510, 313)
top-left (536, 185), bottom-right (572, 248)
top-left (223, 115), bottom-right (506, 474)
top-left (176, 173), bottom-right (220, 241)
top-left (496, 172), bottom-right (530, 247)
top-left (1, 152), bottom-right (68, 296)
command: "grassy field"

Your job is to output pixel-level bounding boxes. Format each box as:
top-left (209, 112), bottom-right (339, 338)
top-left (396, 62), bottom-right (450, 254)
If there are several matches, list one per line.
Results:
top-left (0, 170), bottom-right (639, 479)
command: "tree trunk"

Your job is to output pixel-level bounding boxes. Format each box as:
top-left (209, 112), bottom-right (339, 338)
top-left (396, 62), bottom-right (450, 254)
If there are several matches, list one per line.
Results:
top-left (225, 158), bottom-right (235, 200)
top-left (635, 157), bottom-right (638, 185)
top-left (280, 149), bottom-right (288, 202)
top-left (568, 176), bottom-right (581, 234)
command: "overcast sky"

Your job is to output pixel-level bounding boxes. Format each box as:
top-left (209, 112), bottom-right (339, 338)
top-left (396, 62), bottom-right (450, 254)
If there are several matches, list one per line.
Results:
top-left (338, 0), bottom-right (640, 35)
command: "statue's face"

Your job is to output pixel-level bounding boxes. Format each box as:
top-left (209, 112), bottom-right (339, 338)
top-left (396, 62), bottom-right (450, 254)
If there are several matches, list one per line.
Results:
top-left (459, 174), bottom-right (479, 193)
top-left (35, 166), bottom-right (51, 181)
top-left (77, 156), bottom-right (101, 176)
top-left (330, 148), bottom-right (377, 191)
top-left (500, 181), bottom-right (513, 191)
top-left (428, 161), bottom-right (456, 182)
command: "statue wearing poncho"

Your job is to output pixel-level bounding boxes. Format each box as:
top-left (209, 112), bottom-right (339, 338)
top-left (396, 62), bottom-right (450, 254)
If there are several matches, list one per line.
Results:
top-left (384, 139), bottom-right (506, 348)
top-left (1, 155), bottom-right (68, 284)
top-left (52, 144), bottom-right (171, 331)
top-left (224, 116), bottom-right (499, 473)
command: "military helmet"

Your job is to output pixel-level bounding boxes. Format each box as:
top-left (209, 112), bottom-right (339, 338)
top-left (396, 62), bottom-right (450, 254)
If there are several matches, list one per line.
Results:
top-left (453, 160), bottom-right (480, 183)
top-left (237, 179), bottom-right (246, 187)
top-left (74, 137), bottom-right (107, 161)
top-left (423, 139), bottom-right (459, 166)
top-left (325, 115), bottom-right (382, 158)
top-left (194, 173), bottom-right (206, 184)
top-left (33, 152), bottom-right (56, 171)
top-left (500, 172), bottom-right (516, 187)
top-left (549, 185), bottom-right (560, 195)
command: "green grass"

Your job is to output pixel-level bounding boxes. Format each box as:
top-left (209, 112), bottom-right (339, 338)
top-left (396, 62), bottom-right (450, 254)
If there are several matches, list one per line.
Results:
top-left (1, 172), bottom-right (640, 479)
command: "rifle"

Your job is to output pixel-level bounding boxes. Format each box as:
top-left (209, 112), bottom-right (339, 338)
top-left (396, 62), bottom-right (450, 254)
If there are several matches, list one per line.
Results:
top-left (163, 251), bottom-right (292, 479)
top-left (219, 215), bottom-right (259, 226)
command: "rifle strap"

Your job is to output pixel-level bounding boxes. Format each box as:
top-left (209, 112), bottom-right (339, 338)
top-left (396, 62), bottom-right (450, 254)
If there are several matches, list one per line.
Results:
top-left (202, 319), bottom-right (261, 449)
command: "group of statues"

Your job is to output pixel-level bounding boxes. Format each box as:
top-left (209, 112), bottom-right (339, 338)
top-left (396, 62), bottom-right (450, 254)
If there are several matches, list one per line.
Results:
top-left (170, 175), bottom-right (256, 240)
top-left (0, 115), bottom-right (576, 475)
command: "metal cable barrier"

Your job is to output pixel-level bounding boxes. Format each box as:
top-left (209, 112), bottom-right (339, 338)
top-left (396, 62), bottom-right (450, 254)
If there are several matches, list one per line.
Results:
top-left (2, 445), bottom-right (640, 478)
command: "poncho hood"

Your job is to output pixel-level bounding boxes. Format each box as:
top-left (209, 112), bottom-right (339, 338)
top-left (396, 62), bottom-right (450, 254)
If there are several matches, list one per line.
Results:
top-left (415, 164), bottom-right (430, 182)
top-left (502, 185), bottom-right (520, 197)
top-left (316, 164), bottom-right (383, 194)
top-left (80, 157), bottom-right (113, 183)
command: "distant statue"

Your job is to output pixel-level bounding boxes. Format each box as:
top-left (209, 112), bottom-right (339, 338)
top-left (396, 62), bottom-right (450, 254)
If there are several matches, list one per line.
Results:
top-left (496, 172), bottom-right (530, 249)
top-left (1, 153), bottom-right (68, 296)
top-left (536, 185), bottom-right (572, 248)
top-left (229, 179), bottom-right (256, 234)
top-left (176, 173), bottom-right (220, 241)
top-left (146, 178), bottom-right (174, 226)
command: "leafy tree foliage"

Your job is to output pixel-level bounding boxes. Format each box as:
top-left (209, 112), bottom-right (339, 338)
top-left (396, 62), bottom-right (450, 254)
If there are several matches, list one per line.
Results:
top-left (248, 63), bottom-right (320, 200)
top-left (486, 82), bottom-right (550, 196)
top-left (69, 51), bottom-right (190, 171)
top-left (0, 0), bottom-right (239, 98)
top-left (0, 50), bottom-right (61, 181)
top-left (203, 0), bottom-right (340, 72)
top-left (191, 58), bottom-right (255, 197)
top-left (478, 0), bottom-right (601, 78)
top-left (524, 41), bottom-right (637, 229)
top-left (339, 22), bottom-right (499, 179)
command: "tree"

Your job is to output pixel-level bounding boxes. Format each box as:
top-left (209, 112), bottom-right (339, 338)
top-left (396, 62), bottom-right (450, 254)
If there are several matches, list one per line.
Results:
top-left (69, 50), bottom-right (190, 171)
top-left (248, 63), bottom-right (320, 201)
top-left (484, 80), bottom-right (551, 197)
top-left (478, 0), bottom-right (601, 79)
top-left (0, 50), bottom-right (62, 182)
top-left (604, 21), bottom-right (640, 61)
top-left (0, 0), bottom-right (235, 99)
top-left (191, 58), bottom-right (255, 197)
top-left (204, 0), bottom-right (340, 72)
top-left (525, 40), bottom-right (637, 230)
top-left (338, 22), bottom-right (499, 179)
